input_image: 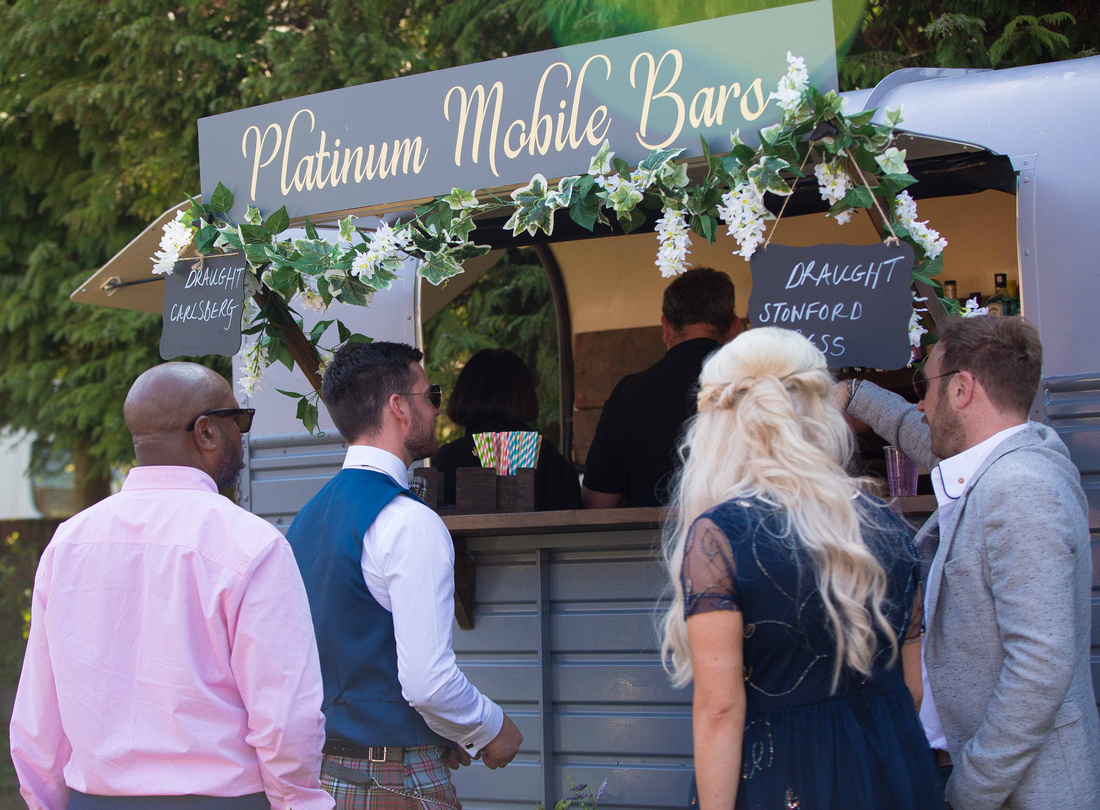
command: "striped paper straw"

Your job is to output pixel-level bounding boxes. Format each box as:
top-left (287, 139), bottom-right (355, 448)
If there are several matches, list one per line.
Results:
top-left (515, 432), bottom-right (540, 469)
top-left (492, 432), bottom-right (509, 475)
top-left (472, 433), bottom-right (495, 469)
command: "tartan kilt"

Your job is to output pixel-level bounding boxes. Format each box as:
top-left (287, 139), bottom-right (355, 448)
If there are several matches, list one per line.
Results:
top-left (321, 744), bottom-right (461, 810)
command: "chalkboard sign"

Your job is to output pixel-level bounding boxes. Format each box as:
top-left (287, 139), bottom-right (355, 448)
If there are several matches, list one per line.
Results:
top-left (159, 253), bottom-right (247, 360)
top-left (748, 242), bottom-right (915, 370)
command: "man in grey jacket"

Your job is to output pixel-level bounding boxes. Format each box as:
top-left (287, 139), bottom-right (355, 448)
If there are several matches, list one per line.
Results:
top-left (835, 315), bottom-right (1099, 810)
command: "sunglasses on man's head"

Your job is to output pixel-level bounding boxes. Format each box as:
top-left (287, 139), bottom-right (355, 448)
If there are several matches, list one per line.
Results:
top-left (400, 384), bottom-right (442, 409)
top-left (912, 369), bottom-right (958, 401)
top-left (184, 408), bottom-right (255, 433)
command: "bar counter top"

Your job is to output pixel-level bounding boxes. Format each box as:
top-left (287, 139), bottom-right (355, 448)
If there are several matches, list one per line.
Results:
top-left (442, 495), bottom-right (939, 538)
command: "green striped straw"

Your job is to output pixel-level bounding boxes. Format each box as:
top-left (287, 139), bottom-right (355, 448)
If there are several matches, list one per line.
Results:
top-left (472, 433), bottom-right (495, 469)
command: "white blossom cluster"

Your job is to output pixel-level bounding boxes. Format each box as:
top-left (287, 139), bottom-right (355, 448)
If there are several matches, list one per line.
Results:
top-left (298, 287), bottom-right (328, 313)
top-left (894, 191), bottom-right (947, 260)
top-left (351, 222), bottom-right (410, 283)
top-left (293, 270), bottom-right (329, 313)
top-left (769, 52), bottom-right (810, 115)
top-left (238, 338), bottom-right (266, 396)
top-left (655, 208), bottom-right (692, 278)
top-left (961, 297), bottom-right (988, 317)
top-left (151, 210), bottom-right (195, 275)
top-left (717, 186), bottom-right (773, 260)
top-left (909, 292), bottom-right (929, 354)
top-left (814, 160), bottom-right (853, 224)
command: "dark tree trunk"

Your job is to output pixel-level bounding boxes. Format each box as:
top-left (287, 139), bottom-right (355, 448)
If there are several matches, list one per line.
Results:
top-left (72, 440), bottom-right (111, 511)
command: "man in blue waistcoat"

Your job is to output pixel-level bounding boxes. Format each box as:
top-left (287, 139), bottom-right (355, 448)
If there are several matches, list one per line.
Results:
top-left (288, 342), bottom-right (523, 809)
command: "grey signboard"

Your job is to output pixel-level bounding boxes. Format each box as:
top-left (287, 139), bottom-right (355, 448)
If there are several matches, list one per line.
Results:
top-left (160, 254), bottom-right (247, 360)
top-left (199, 0), bottom-right (836, 223)
top-left (748, 242), bottom-right (916, 370)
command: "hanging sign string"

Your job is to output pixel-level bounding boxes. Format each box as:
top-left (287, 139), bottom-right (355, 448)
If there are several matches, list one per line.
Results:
top-left (762, 146), bottom-right (815, 252)
top-left (843, 151), bottom-right (900, 245)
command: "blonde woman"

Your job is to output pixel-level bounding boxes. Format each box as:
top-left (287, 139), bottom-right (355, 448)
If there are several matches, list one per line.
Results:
top-left (662, 328), bottom-right (939, 809)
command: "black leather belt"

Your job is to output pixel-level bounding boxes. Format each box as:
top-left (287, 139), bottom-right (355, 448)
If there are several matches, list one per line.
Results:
top-left (323, 739), bottom-right (405, 762)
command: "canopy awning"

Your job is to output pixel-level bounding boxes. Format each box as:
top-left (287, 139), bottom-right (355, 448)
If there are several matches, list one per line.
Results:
top-left (70, 201), bottom-right (190, 315)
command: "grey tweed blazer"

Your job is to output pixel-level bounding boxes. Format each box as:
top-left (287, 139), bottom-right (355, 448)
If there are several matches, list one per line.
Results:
top-left (849, 382), bottom-right (1100, 810)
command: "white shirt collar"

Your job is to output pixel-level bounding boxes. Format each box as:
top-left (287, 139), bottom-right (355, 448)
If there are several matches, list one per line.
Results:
top-left (931, 423), bottom-right (1029, 505)
top-left (342, 445), bottom-right (410, 487)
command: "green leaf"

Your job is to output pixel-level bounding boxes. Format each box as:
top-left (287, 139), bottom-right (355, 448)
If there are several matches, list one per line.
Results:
top-left (447, 214), bottom-right (476, 242)
top-left (569, 179), bottom-right (603, 232)
top-left (878, 173), bottom-right (917, 195)
top-left (504, 174), bottom-right (560, 237)
top-left (304, 217), bottom-right (319, 241)
top-left (265, 206), bottom-right (290, 235)
top-left (617, 206), bottom-right (647, 235)
top-left (295, 396), bottom-right (308, 421)
top-left (748, 156), bottom-right (792, 197)
top-left (193, 224), bottom-right (218, 254)
top-left (309, 319), bottom-right (335, 343)
top-left (453, 242), bottom-right (492, 261)
top-left (210, 181), bottom-right (234, 214)
top-left (843, 186), bottom-right (875, 209)
top-left (410, 225), bottom-right (444, 253)
top-left (337, 320), bottom-right (351, 343)
top-left (215, 226), bottom-right (243, 250)
top-left (420, 250), bottom-right (465, 285)
top-left (346, 333), bottom-right (373, 344)
top-left (689, 213), bottom-right (718, 244)
top-left (875, 147), bottom-right (908, 176)
top-left (275, 388), bottom-right (305, 399)
top-left (244, 205), bottom-right (263, 225)
top-left (639, 147), bottom-right (683, 171)
top-left (303, 401), bottom-right (319, 434)
top-left (238, 223), bottom-right (270, 245)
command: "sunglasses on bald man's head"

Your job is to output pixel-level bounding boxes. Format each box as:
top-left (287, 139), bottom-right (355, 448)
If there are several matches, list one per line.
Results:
top-left (184, 408), bottom-right (256, 433)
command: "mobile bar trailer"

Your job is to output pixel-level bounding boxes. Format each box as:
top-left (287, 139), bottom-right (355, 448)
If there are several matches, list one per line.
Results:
top-left (75, 3), bottom-right (1100, 806)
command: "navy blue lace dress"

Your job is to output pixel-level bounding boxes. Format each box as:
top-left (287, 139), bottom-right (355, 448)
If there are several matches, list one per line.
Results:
top-left (683, 494), bottom-right (941, 810)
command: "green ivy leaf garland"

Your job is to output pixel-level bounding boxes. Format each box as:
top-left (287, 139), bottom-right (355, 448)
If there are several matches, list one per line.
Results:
top-left (151, 53), bottom-right (954, 432)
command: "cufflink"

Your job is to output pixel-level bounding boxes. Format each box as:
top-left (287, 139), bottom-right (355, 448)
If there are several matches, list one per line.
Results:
top-left (465, 742), bottom-right (473, 749)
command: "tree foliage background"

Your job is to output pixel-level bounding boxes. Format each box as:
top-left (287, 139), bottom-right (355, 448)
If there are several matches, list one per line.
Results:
top-left (0, 0), bottom-right (1096, 510)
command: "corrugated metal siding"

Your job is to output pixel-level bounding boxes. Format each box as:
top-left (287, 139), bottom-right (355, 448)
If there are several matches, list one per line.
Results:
top-left (451, 531), bottom-right (691, 810)
top-left (1043, 372), bottom-right (1100, 706)
top-left (240, 432), bottom-right (348, 528)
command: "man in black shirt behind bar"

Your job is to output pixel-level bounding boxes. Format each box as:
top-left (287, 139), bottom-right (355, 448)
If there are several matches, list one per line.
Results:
top-left (581, 268), bottom-right (739, 508)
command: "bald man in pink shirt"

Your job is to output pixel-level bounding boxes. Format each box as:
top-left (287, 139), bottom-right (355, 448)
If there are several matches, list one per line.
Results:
top-left (10, 363), bottom-right (334, 810)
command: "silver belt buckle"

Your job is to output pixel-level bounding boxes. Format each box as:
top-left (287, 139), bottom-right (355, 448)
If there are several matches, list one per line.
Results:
top-left (370, 746), bottom-right (387, 763)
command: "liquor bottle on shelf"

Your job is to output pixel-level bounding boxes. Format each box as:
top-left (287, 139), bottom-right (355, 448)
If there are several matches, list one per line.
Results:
top-left (941, 280), bottom-right (958, 307)
top-left (986, 273), bottom-right (1019, 316)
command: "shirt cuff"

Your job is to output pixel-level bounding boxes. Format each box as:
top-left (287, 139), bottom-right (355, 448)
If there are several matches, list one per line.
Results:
top-left (453, 699), bottom-right (504, 757)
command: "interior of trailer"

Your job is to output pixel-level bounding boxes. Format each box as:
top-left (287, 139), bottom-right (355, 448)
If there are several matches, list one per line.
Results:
top-left (405, 132), bottom-right (1022, 475)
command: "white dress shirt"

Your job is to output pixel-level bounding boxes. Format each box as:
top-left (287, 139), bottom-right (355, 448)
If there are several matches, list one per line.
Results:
top-left (920, 423), bottom-right (1029, 751)
top-left (342, 445), bottom-right (504, 754)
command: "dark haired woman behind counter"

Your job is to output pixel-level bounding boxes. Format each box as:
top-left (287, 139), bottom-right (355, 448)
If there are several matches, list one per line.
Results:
top-left (431, 349), bottom-right (582, 511)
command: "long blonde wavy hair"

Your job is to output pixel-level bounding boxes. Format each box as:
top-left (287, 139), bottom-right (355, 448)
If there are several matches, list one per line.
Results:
top-left (660, 327), bottom-right (897, 690)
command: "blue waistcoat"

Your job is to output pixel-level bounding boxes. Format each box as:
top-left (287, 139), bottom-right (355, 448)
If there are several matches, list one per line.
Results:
top-left (287, 468), bottom-right (449, 747)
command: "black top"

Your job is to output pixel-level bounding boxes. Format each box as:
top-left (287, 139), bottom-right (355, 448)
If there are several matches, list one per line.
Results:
top-left (431, 418), bottom-right (582, 511)
top-left (582, 337), bottom-right (720, 507)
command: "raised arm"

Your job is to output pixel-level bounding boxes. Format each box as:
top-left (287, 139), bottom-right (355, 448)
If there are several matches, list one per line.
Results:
top-left (840, 381), bottom-right (939, 472)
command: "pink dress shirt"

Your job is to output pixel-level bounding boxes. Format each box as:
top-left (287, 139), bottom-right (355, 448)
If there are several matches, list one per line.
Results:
top-left (10, 466), bottom-right (334, 810)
